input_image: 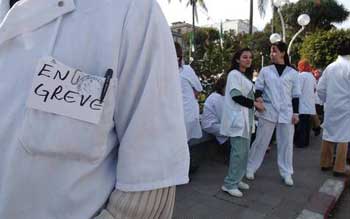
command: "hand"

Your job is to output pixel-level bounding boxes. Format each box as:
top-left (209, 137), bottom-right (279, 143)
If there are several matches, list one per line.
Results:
top-left (254, 101), bottom-right (265, 112)
top-left (292, 114), bottom-right (299, 124)
top-left (255, 97), bottom-right (263, 103)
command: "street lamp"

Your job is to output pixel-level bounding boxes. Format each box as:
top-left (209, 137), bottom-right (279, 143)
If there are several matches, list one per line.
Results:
top-left (273, 0), bottom-right (289, 42)
top-left (270, 33), bottom-right (282, 44)
top-left (287, 14), bottom-right (310, 62)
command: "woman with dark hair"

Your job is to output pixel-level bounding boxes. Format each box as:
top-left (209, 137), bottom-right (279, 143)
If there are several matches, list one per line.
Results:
top-left (220, 48), bottom-right (265, 197)
top-left (246, 42), bottom-right (301, 186)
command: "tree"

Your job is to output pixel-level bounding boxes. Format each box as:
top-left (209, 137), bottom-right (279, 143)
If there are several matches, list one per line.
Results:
top-left (300, 30), bottom-right (350, 68)
top-left (281, 0), bottom-right (349, 33)
top-left (168, 0), bottom-right (208, 58)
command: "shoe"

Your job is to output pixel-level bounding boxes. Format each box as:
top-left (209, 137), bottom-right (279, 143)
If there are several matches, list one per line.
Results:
top-left (333, 170), bottom-right (350, 177)
top-left (221, 186), bottom-right (243, 198)
top-left (321, 167), bottom-right (332, 172)
top-left (246, 171), bottom-right (255, 180)
top-left (238, 181), bottom-right (250, 190)
top-left (283, 175), bottom-right (294, 186)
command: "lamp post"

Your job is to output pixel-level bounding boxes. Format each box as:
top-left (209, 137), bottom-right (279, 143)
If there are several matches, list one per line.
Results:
top-left (270, 33), bottom-right (282, 44)
top-left (273, 0), bottom-right (289, 42)
top-left (287, 14), bottom-right (310, 62)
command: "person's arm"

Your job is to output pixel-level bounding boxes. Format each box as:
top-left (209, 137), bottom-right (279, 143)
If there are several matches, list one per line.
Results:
top-left (231, 89), bottom-right (254, 109)
top-left (317, 70), bottom-right (328, 103)
top-left (254, 68), bottom-right (265, 101)
top-left (292, 70), bottom-right (301, 123)
top-left (114, 0), bottom-right (188, 191)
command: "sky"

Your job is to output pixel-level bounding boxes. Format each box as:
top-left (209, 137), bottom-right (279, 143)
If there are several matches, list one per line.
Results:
top-left (157, 0), bottom-right (350, 30)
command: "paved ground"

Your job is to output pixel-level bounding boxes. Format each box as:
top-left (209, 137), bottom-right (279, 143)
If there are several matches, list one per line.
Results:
top-left (330, 184), bottom-right (350, 219)
top-left (173, 133), bottom-right (347, 219)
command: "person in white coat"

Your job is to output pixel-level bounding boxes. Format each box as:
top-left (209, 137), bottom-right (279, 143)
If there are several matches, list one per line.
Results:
top-left (294, 59), bottom-right (317, 148)
top-left (246, 42), bottom-right (301, 186)
top-left (175, 42), bottom-right (203, 174)
top-left (178, 61), bottom-right (203, 141)
top-left (0, 0), bottom-right (189, 219)
top-left (201, 76), bottom-right (228, 145)
top-left (318, 39), bottom-right (350, 177)
top-left (220, 48), bottom-right (265, 197)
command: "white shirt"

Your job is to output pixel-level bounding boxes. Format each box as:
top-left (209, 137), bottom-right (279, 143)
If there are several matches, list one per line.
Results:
top-left (180, 65), bottom-right (203, 140)
top-left (201, 92), bottom-right (228, 144)
top-left (255, 65), bottom-right (301, 124)
top-left (220, 70), bottom-right (254, 138)
top-left (317, 56), bottom-right (350, 142)
top-left (0, 0), bottom-right (189, 218)
top-left (299, 71), bottom-right (316, 115)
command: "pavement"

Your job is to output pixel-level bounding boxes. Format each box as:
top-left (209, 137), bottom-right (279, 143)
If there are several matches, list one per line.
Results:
top-left (173, 133), bottom-right (349, 219)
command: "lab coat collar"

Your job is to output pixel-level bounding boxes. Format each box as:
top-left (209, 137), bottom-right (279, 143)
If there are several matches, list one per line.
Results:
top-left (338, 55), bottom-right (350, 62)
top-left (0, 0), bottom-right (76, 46)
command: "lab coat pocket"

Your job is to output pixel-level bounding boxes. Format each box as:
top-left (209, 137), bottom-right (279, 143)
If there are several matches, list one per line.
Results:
top-left (18, 79), bottom-right (117, 163)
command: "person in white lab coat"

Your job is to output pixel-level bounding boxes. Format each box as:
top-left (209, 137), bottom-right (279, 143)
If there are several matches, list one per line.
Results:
top-left (175, 42), bottom-right (203, 174)
top-left (220, 48), bottom-right (265, 197)
top-left (176, 45), bottom-right (203, 141)
top-left (318, 39), bottom-right (350, 177)
top-left (201, 76), bottom-right (228, 145)
top-left (0, 1), bottom-right (189, 219)
top-left (294, 59), bottom-right (316, 148)
top-left (246, 42), bottom-right (301, 186)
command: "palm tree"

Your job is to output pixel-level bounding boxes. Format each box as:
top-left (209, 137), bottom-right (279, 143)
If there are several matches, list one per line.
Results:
top-left (168, 0), bottom-right (208, 54)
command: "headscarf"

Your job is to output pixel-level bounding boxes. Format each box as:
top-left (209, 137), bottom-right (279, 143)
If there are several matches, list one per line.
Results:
top-left (297, 59), bottom-right (312, 72)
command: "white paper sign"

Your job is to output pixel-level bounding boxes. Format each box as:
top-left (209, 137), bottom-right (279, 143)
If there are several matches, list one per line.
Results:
top-left (27, 57), bottom-right (106, 124)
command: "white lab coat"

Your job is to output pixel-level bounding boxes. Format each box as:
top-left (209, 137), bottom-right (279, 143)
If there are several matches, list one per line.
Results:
top-left (0, 0), bottom-right (189, 218)
top-left (299, 72), bottom-right (316, 115)
top-left (220, 70), bottom-right (254, 139)
top-left (317, 55), bottom-right (350, 142)
top-left (201, 92), bottom-right (228, 144)
top-left (180, 65), bottom-right (203, 140)
top-left (255, 65), bottom-right (301, 123)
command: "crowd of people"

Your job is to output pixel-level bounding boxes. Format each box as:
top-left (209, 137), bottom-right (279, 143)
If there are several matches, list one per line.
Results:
top-left (177, 39), bottom-right (350, 198)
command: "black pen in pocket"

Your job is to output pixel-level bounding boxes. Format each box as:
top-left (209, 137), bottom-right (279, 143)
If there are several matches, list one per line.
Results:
top-left (100, 69), bottom-right (113, 103)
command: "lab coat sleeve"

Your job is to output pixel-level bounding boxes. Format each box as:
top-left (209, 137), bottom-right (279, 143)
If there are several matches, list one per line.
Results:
top-left (292, 71), bottom-right (302, 98)
top-left (114, 0), bottom-right (189, 191)
top-left (317, 70), bottom-right (328, 103)
top-left (254, 68), bottom-right (265, 91)
top-left (187, 66), bottom-right (203, 92)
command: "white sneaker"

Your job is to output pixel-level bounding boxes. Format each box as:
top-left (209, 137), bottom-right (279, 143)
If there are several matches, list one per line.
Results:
top-left (221, 186), bottom-right (243, 198)
top-left (238, 181), bottom-right (250, 190)
top-left (246, 171), bottom-right (255, 180)
top-left (283, 175), bottom-right (294, 186)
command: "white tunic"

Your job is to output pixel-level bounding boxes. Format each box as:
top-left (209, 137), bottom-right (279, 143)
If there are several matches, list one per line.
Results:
top-left (255, 65), bottom-right (301, 124)
top-left (220, 70), bottom-right (254, 139)
top-left (0, 0), bottom-right (189, 218)
top-left (317, 56), bottom-right (350, 142)
top-left (180, 65), bottom-right (203, 140)
top-left (298, 72), bottom-right (316, 115)
top-left (201, 92), bottom-right (228, 144)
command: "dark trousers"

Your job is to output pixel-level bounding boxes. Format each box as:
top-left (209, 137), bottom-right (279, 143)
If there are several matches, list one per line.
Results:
top-left (294, 114), bottom-right (311, 147)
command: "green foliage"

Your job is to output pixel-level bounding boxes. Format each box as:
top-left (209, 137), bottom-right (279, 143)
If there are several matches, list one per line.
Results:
top-left (282, 0), bottom-right (349, 32)
top-left (300, 29), bottom-right (350, 68)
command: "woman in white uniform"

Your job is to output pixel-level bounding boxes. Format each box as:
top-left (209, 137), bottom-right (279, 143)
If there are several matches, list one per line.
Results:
top-left (0, 1), bottom-right (189, 218)
top-left (294, 59), bottom-right (316, 148)
top-left (175, 42), bottom-right (203, 174)
top-left (220, 48), bottom-right (265, 197)
top-left (175, 43), bottom-right (203, 141)
top-left (318, 39), bottom-right (350, 177)
top-left (201, 76), bottom-right (228, 145)
top-left (246, 42), bottom-right (301, 186)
